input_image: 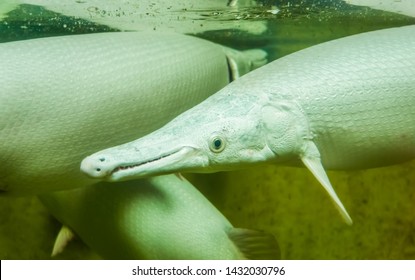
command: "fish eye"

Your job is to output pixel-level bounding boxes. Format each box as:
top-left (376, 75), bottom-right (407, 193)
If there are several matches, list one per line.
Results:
top-left (209, 135), bottom-right (226, 153)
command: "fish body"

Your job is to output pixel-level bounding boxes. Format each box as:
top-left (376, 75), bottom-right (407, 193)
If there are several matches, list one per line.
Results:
top-left (0, 32), bottom-right (265, 194)
top-left (40, 174), bottom-right (280, 259)
top-left (81, 25), bottom-right (415, 224)
top-left (346, 0), bottom-right (415, 17)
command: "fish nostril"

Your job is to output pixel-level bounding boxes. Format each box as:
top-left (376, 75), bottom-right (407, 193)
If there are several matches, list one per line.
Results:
top-left (99, 157), bottom-right (105, 162)
top-left (96, 168), bottom-right (101, 172)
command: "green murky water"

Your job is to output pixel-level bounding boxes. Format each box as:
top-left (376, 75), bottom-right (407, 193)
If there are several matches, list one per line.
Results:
top-left (1, 0), bottom-right (414, 259)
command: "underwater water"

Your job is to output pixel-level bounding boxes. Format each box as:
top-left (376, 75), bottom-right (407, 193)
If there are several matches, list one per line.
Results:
top-left (0, 0), bottom-right (415, 259)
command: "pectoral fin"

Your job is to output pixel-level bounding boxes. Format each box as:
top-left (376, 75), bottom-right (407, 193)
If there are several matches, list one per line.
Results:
top-left (51, 225), bottom-right (76, 257)
top-left (228, 228), bottom-right (281, 260)
top-left (301, 140), bottom-right (353, 225)
top-left (174, 173), bottom-right (186, 181)
top-left (222, 46), bottom-right (268, 80)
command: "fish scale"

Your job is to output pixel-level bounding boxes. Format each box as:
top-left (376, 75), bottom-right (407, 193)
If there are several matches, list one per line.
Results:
top-left (239, 26), bottom-right (415, 169)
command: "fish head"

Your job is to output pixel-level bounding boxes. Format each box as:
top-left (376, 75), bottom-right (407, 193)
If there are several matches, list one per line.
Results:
top-left (80, 89), bottom-right (304, 181)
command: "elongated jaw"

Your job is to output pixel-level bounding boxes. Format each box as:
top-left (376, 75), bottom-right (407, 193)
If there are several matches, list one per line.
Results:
top-left (80, 147), bottom-right (197, 181)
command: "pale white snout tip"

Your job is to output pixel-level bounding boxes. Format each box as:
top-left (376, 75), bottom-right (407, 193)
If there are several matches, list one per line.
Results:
top-left (80, 154), bottom-right (112, 179)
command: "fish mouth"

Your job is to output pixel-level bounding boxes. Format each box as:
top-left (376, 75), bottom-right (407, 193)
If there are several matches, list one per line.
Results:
top-left (111, 150), bottom-right (180, 174)
top-left (108, 147), bottom-right (193, 181)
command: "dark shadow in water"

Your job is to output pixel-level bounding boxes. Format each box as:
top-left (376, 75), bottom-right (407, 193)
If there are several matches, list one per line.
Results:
top-left (0, 4), bottom-right (117, 43)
